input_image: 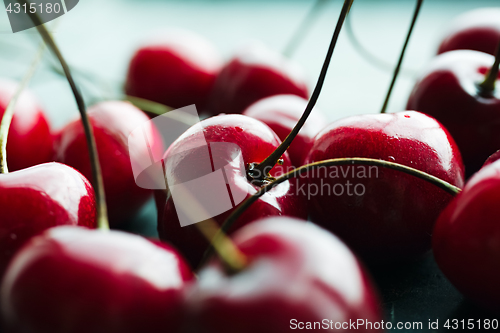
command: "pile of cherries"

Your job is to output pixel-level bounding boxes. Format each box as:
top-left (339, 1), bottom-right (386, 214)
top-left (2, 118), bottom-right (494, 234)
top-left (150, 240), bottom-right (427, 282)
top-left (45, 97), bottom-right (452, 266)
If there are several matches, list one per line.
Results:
top-left (0, 3), bottom-right (500, 333)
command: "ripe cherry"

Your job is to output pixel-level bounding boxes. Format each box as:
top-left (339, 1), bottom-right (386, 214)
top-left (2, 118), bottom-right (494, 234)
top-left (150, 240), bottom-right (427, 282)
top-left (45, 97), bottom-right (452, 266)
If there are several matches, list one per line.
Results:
top-left (125, 29), bottom-right (222, 112)
top-left (407, 50), bottom-right (500, 176)
top-left (155, 114), bottom-right (307, 268)
top-left (1, 226), bottom-right (193, 333)
top-left (185, 217), bottom-right (383, 333)
top-left (0, 163), bottom-right (96, 276)
top-left (304, 111), bottom-right (464, 264)
top-left (0, 79), bottom-right (53, 172)
top-left (483, 149), bottom-right (500, 167)
top-left (438, 8), bottom-right (500, 56)
top-left (207, 43), bottom-right (309, 116)
top-left (243, 94), bottom-right (328, 167)
top-left (56, 101), bottom-right (164, 227)
top-left (433, 159), bottom-right (500, 314)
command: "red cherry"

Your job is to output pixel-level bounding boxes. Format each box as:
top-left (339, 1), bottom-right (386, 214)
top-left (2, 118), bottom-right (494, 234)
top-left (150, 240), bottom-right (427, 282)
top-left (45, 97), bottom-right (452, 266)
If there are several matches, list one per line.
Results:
top-left (1, 226), bottom-right (193, 333)
top-left (438, 8), bottom-right (500, 56)
top-left (56, 101), bottom-right (164, 227)
top-left (483, 149), bottom-right (500, 167)
top-left (156, 114), bottom-right (307, 268)
top-left (207, 43), bottom-right (309, 116)
top-left (407, 50), bottom-right (500, 176)
top-left (125, 29), bottom-right (221, 112)
top-left (0, 79), bottom-right (53, 172)
top-left (185, 217), bottom-right (382, 333)
top-left (0, 162), bottom-right (96, 275)
top-left (243, 94), bottom-right (328, 167)
top-left (433, 159), bottom-right (500, 313)
top-left (305, 111), bottom-right (464, 264)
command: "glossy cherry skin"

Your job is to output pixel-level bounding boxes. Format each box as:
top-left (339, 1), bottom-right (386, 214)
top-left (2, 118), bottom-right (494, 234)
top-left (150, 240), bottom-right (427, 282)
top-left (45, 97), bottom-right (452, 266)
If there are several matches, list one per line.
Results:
top-left (438, 8), bottom-right (500, 56)
top-left (56, 101), bottom-right (164, 227)
top-left (407, 50), bottom-right (500, 177)
top-left (1, 226), bottom-right (193, 333)
top-left (304, 111), bottom-right (465, 264)
top-left (155, 114), bottom-right (307, 268)
top-left (0, 162), bottom-right (96, 276)
top-left (184, 217), bottom-right (382, 333)
top-left (243, 94), bottom-right (328, 167)
top-left (207, 43), bottom-right (309, 116)
top-left (483, 149), bottom-right (500, 168)
top-left (433, 160), bottom-right (500, 314)
top-left (125, 29), bottom-right (221, 112)
top-left (0, 79), bottom-right (53, 172)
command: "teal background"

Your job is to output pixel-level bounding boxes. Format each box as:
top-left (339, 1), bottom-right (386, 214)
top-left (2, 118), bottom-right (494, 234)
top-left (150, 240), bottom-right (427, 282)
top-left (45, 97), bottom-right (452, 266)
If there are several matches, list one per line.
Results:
top-left (0, 1), bottom-right (499, 331)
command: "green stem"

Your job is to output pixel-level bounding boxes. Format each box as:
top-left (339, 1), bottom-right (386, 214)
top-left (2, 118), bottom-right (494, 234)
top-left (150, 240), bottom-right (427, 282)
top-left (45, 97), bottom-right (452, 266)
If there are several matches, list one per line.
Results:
top-left (252, 0), bottom-right (354, 179)
top-left (199, 157), bottom-right (461, 267)
top-left (478, 40), bottom-right (500, 97)
top-left (380, 0), bottom-right (423, 114)
top-left (0, 42), bottom-right (46, 174)
top-left (23, 6), bottom-right (109, 230)
top-left (125, 96), bottom-right (172, 116)
top-left (283, 0), bottom-right (331, 58)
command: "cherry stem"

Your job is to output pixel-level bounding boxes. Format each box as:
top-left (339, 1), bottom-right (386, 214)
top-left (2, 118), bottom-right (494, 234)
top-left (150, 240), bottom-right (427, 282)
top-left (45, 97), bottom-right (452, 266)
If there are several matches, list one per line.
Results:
top-left (380, 0), bottom-right (423, 114)
top-left (253, 0), bottom-right (354, 178)
top-left (0, 43), bottom-right (46, 174)
top-left (478, 40), bottom-right (500, 97)
top-left (125, 96), bottom-right (173, 116)
top-left (24, 7), bottom-right (109, 230)
top-left (160, 163), bottom-right (247, 274)
top-left (345, 4), bottom-right (417, 77)
top-left (200, 157), bottom-right (461, 265)
top-left (283, 0), bottom-right (331, 58)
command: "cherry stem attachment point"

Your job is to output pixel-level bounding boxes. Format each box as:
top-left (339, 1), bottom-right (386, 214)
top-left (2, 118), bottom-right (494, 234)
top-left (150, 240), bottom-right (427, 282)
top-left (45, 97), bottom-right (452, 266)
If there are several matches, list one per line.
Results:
top-left (201, 157), bottom-right (461, 264)
top-left (0, 42), bottom-right (45, 174)
top-left (253, 0), bottom-right (354, 178)
top-left (478, 40), bottom-right (500, 97)
top-left (283, 0), bottom-right (331, 58)
top-left (380, 0), bottom-right (423, 114)
top-left (24, 7), bottom-right (109, 231)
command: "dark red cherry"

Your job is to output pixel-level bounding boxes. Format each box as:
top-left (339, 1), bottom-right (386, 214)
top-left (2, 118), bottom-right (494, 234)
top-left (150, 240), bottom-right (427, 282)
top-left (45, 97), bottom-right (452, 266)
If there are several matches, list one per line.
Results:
top-left (125, 29), bottom-right (221, 112)
top-left (407, 50), bottom-right (500, 176)
top-left (0, 162), bottom-right (96, 275)
top-left (0, 79), bottom-right (53, 171)
top-left (243, 94), bottom-right (328, 167)
top-left (155, 114), bottom-right (307, 268)
top-left (483, 149), bottom-right (500, 168)
top-left (1, 226), bottom-right (193, 333)
top-left (433, 159), bottom-right (500, 314)
top-left (438, 8), bottom-right (500, 56)
top-left (185, 217), bottom-right (382, 333)
top-left (207, 43), bottom-right (309, 116)
top-left (305, 111), bottom-right (464, 264)
top-left (56, 101), bottom-right (164, 227)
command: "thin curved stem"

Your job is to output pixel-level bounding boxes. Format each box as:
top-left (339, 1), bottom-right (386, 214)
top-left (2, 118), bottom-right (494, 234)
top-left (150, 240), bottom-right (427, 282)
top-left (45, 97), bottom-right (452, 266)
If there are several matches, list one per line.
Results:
top-left (0, 43), bottom-right (46, 174)
top-left (125, 96), bottom-right (172, 116)
top-left (200, 157), bottom-right (461, 266)
top-left (24, 6), bottom-right (109, 230)
top-left (160, 162), bottom-right (247, 274)
top-left (380, 0), bottom-right (423, 114)
top-left (478, 40), bottom-right (500, 97)
top-left (283, 0), bottom-right (331, 58)
top-left (345, 5), bottom-right (417, 77)
top-left (253, 0), bottom-right (354, 177)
